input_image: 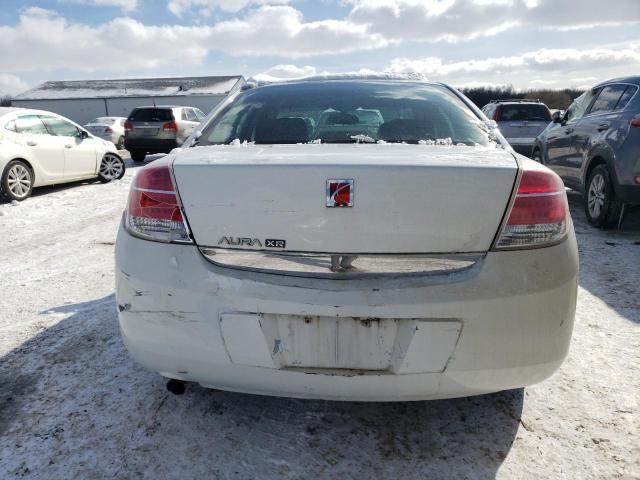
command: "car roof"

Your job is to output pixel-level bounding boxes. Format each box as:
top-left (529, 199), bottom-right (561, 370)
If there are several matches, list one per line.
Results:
top-left (249, 73), bottom-right (441, 89)
top-left (594, 76), bottom-right (640, 88)
top-left (133, 105), bottom-right (185, 109)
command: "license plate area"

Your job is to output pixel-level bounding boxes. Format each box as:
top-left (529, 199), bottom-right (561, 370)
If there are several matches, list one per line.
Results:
top-left (219, 313), bottom-right (462, 374)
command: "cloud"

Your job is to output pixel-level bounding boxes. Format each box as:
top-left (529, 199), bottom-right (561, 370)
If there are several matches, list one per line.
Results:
top-left (0, 6), bottom-right (386, 75)
top-left (167, 0), bottom-right (289, 16)
top-left (253, 64), bottom-right (320, 81)
top-left (346, 0), bottom-right (640, 43)
top-left (0, 74), bottom-right (29, 97)
top-left (61, 0), bottom-right (138, 12)
top-left (258, 45), bottom-right (640, 89)
top-left (388, 47), bottom-right (640, 78)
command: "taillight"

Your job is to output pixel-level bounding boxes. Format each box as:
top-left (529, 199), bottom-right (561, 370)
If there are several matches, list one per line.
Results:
top-left (105, 127), bottom-right (113, 134)
top-left (163, 121), bottom-right (178, 132)
top-left (493, 105), bottom-right (502, 121)
top-left (630, 116), bottom-right (640, 128)
top-left (125, 161), bottom-right (192, 243)
top-left (494, 160), bottom-right (569, 250)
top-left (124, 120), bottom-right (133, 132)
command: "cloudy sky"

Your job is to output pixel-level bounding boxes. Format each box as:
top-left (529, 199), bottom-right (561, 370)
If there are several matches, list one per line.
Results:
top-left (1, 0), bottom-right (639, 96)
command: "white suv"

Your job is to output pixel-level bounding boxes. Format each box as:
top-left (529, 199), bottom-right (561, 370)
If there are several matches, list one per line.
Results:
top-left (0, 108), bottom-right (124, 201)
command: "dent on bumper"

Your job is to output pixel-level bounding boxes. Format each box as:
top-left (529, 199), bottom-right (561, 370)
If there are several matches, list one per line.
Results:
top-left (115, 224), bottom-right (578, 401)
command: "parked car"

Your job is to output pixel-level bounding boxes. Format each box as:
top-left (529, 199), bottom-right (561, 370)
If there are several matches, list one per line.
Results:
top-left (0, 108), bottom-right (125, 201)
top-left (481, 99), bottom-right (552, 156)
top-left (84, 116), bottom-right (127, 150)
top-left (532, 76), bottom-right (640, 227)
top-left (124, 106), bottom-right (206, 163)
top-left (116, 78), bottom-right (578, 401)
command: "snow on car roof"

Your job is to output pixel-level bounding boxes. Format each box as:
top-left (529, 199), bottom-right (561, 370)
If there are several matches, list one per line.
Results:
top-left (14, 76), bottom-right (244, 101)
top-left (249, 72), bottom-right (431, 86)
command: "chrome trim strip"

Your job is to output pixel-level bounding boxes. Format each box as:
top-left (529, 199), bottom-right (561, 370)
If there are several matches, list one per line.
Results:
top-left (199, 247), bottom-right (483, 279)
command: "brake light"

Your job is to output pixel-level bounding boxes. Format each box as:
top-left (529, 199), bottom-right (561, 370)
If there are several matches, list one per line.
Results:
top-left (493, 105), bottom-right (502, 121)
top-left (163, 121), bottom-right (178, 132)
top-left (631, 116), bottom-right (640, 128)
top-left (125, 161), bottom-right (191, 243)
top-left (494, 161), bottom-right (568, 249)
top-left (124, 120), bottom-right (133, 132)
top-left (105, 127), bottom-right (113, 134)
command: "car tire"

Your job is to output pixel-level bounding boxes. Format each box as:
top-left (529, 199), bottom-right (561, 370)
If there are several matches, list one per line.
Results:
top-left (585, 164), bottom-right (622, 228)
top-left (116, 136), bottom-right (125, 150)
top-left (1, 159), bottom-right (34, 202)
top-left (130, 151), bottom-right (146, 163)
top-left (98, 153), bottom-right (125, 183)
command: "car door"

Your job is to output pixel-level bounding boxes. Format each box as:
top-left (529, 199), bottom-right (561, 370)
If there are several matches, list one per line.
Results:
top-left (545, 90), bottom-right (597, 182)
top-left (41, 115), bottom-right (98, 178)
top-left (565, 84), bottom-right (628, 186)
top-left (14, 114), bottom-right (66, 183)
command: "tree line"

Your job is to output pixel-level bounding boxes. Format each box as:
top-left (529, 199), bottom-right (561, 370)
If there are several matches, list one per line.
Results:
top-left (460, 86), bottom-right (584, 110)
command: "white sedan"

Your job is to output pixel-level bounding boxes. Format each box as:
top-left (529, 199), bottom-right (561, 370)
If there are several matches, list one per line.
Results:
top-left (116, 77), bottom-right (578, 401)
top-left (0, 108), bottom-right (125, 201)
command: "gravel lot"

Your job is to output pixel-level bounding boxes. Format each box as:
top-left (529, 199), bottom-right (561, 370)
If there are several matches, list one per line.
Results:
top-left (0, 153), bottom-right (638, 479)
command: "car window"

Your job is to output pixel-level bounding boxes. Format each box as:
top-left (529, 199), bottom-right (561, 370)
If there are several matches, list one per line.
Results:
top-left (588, 84), bottom-right (628, 115)
top-left (41, 116), bottom-right (80, 137)
top-left (564, 90), bottom-right (596, 123)
top-left (199, 82), bottom-right (492, 146)
top-left (91, 117), bottom-right (114, 125)
top-left (496, 104), bottom-right (551, 122)
top-left (615, 86), bottom-right (638, 110)
top-left (194, 109), bottom-right (206, 121)
top-left (15, 115), bottom-right (50, 135)
top-left (182, 109), bottom-right (196, 122)
top-left (128, 108), bottom-right (174, 122)
top-left (187, 109), bottom-right (199, 122)
top-left (4, 120), bottom-right (16, 132)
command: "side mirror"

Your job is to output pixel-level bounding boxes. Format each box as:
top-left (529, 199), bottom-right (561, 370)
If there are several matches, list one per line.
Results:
top-left (551, 111), bottom-right (563, 123)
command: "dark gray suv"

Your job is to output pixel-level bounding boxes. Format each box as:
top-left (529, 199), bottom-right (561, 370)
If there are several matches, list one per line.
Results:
top-left (532, 76), bottom-right (640, 227)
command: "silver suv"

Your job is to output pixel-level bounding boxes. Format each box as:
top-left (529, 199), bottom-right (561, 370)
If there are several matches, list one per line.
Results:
top-left (481, 99), bottom-right (552, 157)
top-left (532, 76), bottom-right (640, 227)
top-left (124, 106), bottom-right (205, 162)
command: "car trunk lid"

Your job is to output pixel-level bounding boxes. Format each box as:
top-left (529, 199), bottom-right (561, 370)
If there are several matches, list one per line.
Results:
top-left (172, 144), bottom-right (518, 254)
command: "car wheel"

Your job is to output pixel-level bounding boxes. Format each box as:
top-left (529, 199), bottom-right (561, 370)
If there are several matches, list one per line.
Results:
top-left (585, 164), bottom-right (622, 228)
top-left (130, 151), bottom-right (146, 163)
top-left (116, 136), bottom-right (125, 150)
top-left (2, 160), bottom-right (33, 201)
top-left (98, 153), bottom-right (125, 183)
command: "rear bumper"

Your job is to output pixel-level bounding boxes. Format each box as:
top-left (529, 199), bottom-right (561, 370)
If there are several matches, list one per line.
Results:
top-left (124, 138), bottom-right (178, 153)
top-left (115, 222), bottom-right (578, 401)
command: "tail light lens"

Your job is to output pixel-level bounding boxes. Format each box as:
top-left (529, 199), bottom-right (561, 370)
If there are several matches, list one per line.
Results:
top-left (630, 116), bottom-right (640, 128)
top-left (494, 161), bottom-right (569, 250)
top-left (105, 127), bottom-right (113, 134)
top-left (493, 105), bottom-right (502, 121)
top-left (163, 121), bottom-right (178, 132)
top-left (125, 162), bottom-right (192, 243)
top-left (124, 120), bottom-right (133, 132)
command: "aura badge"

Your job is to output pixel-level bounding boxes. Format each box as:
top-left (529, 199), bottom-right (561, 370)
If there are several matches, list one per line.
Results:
top-left (326, 179), bottom-right (354, 207)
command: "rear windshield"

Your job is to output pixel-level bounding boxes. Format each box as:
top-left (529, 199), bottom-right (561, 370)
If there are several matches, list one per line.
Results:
top-left (129, 108), bottom-right (174, 122)
top-left (497, 104), bottom-right (551, 122)
top-left (198, 82), bottom-right (491, 146)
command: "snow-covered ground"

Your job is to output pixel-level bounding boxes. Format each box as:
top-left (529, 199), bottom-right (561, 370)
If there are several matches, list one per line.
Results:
top-left (0, 155), bottom-right (638, 479)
